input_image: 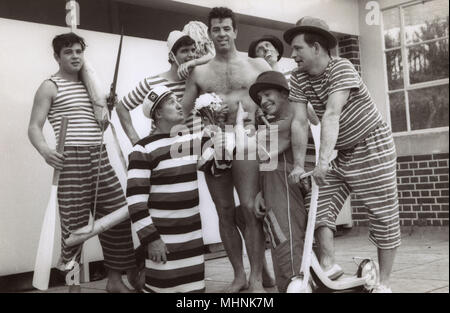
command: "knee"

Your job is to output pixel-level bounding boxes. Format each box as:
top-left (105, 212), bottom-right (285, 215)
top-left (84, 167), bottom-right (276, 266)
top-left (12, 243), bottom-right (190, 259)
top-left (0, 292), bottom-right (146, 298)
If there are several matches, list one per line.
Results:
top-left (239, 199), bottom-right (255, 215)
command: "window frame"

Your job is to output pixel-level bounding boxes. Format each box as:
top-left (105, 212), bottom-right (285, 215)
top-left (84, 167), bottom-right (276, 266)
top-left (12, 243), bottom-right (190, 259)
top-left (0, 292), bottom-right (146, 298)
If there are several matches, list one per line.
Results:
top-left (381, 0), bottom-right (449, 136)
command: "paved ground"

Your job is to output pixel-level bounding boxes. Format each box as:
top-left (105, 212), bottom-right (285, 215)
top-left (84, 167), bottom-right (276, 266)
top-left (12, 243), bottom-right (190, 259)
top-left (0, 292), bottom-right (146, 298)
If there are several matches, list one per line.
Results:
top-left (27, 226), bottom-right (448, 293)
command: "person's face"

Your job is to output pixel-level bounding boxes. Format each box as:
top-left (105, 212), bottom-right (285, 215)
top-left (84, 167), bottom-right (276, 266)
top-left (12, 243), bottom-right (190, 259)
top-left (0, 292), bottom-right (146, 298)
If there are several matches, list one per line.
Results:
top-left (174, 43), bottom-right (196, 65)
top-left (55, 43), bottom-right (84, 74)
top-left (257, 88), bottom-right (286, 116)
top-left (290, 34), bottom-right (316, 73)
top-left (209, 18), bottom-right (237, 52)
top-left (255, 40), bottom-right (279, 66)
top-left (155, 94), bottom-right (184, 125)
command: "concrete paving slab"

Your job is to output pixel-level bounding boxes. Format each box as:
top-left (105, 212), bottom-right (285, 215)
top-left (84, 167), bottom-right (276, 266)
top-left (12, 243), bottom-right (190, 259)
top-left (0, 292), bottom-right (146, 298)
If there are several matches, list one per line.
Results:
top-left (21, 227), bottom-right (448, 294)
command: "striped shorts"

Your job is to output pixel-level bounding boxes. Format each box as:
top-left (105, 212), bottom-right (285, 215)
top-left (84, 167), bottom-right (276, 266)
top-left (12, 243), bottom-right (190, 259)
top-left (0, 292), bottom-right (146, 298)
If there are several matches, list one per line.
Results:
top-left (311, 122), bottom-right (401, 249)
top-left (58, 145), bottom-right (136, 271)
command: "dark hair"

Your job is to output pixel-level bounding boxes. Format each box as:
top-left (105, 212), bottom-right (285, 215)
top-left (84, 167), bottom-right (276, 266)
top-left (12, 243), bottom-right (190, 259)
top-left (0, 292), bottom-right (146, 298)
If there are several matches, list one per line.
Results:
top-left (169, 36), bottom-right (196, 64)
top-left (208, 7), bottom-right (237, 31)
top-left (302, 32), bottom-right (331, 56)
top-left (52, 32), bottom-right (86, 56)
top-left (171, 36), bottom-right (195, 54)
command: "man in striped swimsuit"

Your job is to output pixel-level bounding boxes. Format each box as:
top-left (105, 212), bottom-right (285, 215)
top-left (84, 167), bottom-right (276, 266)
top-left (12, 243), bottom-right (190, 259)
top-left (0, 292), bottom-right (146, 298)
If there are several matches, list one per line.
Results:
top-left (126, 85), bottom-right (229, 292)
top-left (284, 17), bottom-right (401, 292)
top-left (116, 31), bottom-right (198, 145)
top-left (28, 33), bottom-right (138, 293)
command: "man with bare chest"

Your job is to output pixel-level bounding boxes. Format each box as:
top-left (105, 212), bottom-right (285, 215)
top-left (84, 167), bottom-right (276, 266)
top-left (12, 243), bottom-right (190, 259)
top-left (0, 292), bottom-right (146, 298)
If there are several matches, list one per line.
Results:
top-left (182, 7), bottom-right (271, 293)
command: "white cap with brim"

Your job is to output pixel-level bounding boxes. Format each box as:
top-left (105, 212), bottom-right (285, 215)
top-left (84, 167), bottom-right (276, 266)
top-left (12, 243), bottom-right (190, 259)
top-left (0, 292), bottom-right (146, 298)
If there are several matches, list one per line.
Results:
top-left (167, 30), bottom-right (192, 53)
top-left (142, 85), bottom-right (173, 119)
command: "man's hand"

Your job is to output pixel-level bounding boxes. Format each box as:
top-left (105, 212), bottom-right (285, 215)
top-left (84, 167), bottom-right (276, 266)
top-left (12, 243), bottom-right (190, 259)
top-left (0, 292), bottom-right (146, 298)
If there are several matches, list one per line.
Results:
top-left (147, 239), bottom-right (169, 263)
top-left (254, 191), bottom-right (266, 219)
top-left (42, 147), bottom-right (67, 170)
top-left (312, 162), bottom-right (330, 186)
top-left (177, 60), bottom-right (196, 80)
top-left (288, 165), bottom-right (306, 185)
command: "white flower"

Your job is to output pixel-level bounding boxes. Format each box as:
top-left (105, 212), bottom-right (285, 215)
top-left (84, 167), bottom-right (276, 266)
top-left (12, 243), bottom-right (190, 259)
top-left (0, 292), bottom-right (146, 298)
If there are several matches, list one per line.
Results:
top-left (194, 93), bottom-right (223, 110)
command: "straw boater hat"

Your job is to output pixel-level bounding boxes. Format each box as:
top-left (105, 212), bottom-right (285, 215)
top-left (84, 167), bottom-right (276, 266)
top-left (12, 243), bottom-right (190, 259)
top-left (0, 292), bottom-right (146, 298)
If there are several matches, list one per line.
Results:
top-left (248, 35), bottom-right (284, 61)
top-left (249, 71), bottom-right (290, 106)
top-left (142, 85), bottom-right (173, 119)
top-left (283, 16), bottom-right (337, 49)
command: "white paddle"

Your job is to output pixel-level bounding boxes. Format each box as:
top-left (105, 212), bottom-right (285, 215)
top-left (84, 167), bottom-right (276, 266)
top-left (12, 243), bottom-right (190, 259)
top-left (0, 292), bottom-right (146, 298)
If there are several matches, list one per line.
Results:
top-left (32, 116), bottom-right (69, 290)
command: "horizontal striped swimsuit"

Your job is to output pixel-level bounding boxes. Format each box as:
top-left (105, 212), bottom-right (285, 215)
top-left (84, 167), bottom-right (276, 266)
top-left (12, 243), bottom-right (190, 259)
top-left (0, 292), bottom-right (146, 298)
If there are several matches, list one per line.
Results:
top-left (290, 59), bottom-right (400, 249)
top-left (127, 128), bottom-right (226, 293)
top-left (48, 76), bottom-right (135, 271)
top-left (121, 74), bottom-right (201, 134)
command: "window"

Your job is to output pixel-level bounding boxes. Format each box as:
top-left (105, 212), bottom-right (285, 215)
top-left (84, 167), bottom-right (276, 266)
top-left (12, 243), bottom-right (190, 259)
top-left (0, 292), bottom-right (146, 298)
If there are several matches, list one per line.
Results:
top-left (382, 0), bottom-right (449, 133)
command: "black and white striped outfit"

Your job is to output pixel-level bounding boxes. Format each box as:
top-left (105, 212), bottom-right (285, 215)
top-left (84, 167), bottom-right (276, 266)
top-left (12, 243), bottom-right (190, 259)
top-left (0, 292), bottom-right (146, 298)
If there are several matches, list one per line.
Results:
top-left (48, 76), bottom-right (136, 271)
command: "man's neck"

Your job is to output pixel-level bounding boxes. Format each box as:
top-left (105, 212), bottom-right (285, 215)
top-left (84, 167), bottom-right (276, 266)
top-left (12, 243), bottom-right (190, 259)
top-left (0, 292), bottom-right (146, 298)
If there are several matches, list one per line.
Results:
top-left (153, 120), bottom-right (183, 135)
top-left (161, 64), bottom-right (183, 83)
top-left (214, 46), bottom-right (239, 61)
top-left (308, 55), bottom-right (331, 77)
top-left (56, 69), bottom-right (79, 82)
top-left (275, 101), bottom-right (290, 120)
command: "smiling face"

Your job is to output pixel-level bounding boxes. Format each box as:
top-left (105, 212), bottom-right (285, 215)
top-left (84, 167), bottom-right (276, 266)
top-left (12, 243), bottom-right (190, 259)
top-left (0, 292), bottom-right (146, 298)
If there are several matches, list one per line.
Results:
top-left (154, 94), bottom-right (185, 125)
top-left (209, 18), bottom-right (237, 52)
top-left (257, 88), bottom-right (287, 117)
top-left (255, 40), bottom-right (279, 66)
top-left (290, 34), bottom-right (317, 73)
top-left (173, 43), bottom-right (197, 65)
top-left (54, 43), bottom-right (84, 74)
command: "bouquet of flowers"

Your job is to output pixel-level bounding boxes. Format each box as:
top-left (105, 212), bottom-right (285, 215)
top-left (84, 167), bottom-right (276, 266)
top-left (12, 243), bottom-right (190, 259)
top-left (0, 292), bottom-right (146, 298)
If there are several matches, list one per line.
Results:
top-left (194, 93), bottom-right (228, 129)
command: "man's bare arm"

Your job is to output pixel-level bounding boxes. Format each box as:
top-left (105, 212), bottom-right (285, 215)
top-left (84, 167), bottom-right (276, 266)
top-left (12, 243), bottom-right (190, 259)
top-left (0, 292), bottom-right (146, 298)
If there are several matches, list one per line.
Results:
top-left (181, 69), bottom-right (200, 117)
top-left (116, 101), bottom-right (140, 145)
top-left (289, 101), bottom-right (309, 183)
top-left (28, 80), bottom-right (65, 170)
top-left (319, 90), bottom-right (349, 166)
top-left (312, 89), bottom-right (349, 185)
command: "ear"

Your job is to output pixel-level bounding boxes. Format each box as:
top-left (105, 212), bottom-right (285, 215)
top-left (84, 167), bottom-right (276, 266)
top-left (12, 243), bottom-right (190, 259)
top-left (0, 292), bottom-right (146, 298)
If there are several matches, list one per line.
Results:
top-left (54, 52), bottom-right (60, 63)
top-left (281, 89), bottom-right (290, 99)
top-left (168, 51), bottom-right (175, 63)
top-left (314, 42), bottom-right (321, 55)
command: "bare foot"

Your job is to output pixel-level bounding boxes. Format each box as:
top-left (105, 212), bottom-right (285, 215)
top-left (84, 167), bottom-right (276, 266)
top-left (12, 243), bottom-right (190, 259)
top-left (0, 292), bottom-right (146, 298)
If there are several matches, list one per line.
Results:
top-left (247, 282), bottom-right (266, 293)
top-left (224, 277), bottom-right (249, 293)
top-left (127, 268), bottom-right (143, 291)
top-left (106, 279), bottom-right (134, 293)
top-left (68, 285), bottom-right (81, 293)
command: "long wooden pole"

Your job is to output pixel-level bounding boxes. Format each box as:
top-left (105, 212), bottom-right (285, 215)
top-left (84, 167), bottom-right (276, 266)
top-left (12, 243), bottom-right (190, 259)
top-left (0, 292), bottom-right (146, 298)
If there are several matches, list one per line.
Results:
top-left (32, 116), bottom-right (69, 290)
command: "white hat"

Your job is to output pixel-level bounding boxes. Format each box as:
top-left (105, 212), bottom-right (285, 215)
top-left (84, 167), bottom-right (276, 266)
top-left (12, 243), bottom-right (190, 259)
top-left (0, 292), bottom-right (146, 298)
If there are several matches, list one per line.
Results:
top-left (167, 30), bottom-right (192, 53)
top-left (142, 85), bottom-right (173, 119)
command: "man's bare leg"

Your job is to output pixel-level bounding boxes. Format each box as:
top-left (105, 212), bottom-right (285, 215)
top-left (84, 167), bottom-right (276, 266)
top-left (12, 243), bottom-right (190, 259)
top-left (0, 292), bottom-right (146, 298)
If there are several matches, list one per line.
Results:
top-left (235, 207), bottom-right (275, 288)
top-left (106, 269), bottom-right (134, 293)
top-left (233, 159), bottom-right (265, 293)
top-left (205, 170), bottom-right (248, 293)
top-left (378, 247), bottom-right (397, 287)
top-left (316, 226), bottom-right (336, 271)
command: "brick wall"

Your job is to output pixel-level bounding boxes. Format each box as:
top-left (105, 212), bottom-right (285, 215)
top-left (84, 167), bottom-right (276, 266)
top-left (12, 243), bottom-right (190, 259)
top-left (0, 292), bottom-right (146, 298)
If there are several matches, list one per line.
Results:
top-left (338, 35), bottom-right (361, 75)
top-left (351, 153), bottom-right (449, 227)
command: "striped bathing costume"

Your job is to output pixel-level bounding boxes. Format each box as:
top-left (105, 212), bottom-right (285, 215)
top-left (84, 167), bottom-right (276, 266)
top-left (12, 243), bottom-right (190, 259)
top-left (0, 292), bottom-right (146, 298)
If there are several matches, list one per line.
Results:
top-left (48, 76), bottom-right (136, 271)
top-left (121, 75), bottom-right (201, 134)
top-left (126, 123), bottom-right (229, 293)
top-left (289, 58), bottom-right (401, 249)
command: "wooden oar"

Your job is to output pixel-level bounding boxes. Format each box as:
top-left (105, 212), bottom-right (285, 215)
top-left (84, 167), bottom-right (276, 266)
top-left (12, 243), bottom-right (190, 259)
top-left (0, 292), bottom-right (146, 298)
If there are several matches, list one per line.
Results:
top-left (32, 116), bottom-right (69, 290)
